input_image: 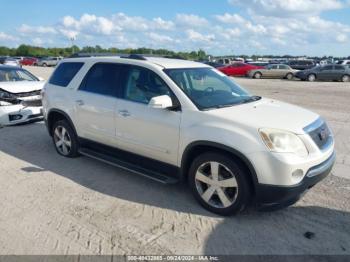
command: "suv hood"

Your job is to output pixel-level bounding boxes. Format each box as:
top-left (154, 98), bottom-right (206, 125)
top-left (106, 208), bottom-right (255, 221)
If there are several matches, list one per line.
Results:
top-left (0, 81), bottom-right (45, 94)
top-left (208, 98), bottom-right (319, 134)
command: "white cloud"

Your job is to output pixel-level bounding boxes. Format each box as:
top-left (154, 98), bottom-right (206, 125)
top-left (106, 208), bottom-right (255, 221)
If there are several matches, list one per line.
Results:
top-left (186, 29), bottom-right (215, 42)
top-left (61, 14), bottom-right (120, 36)
top-left (59, 29), bottom-right (79, 39)
top-left (176, 14), bottom-right (209, 27)
top-left (0, 32), bottom-right (17, 41)
top-left (147, 32), bottom-right (174, 43)
top-left (152, 18), bottom-right (174, 30)
top-left (215, 13), bottom-right (246, 24)
top-left (112, 12), bottom-right (148, 31)
top-left (336, 33), bottom-right (348, 43)
top-left (18, 24), bottom-right (57, 34)
top-left (229, 0), bottom-right (345, 17)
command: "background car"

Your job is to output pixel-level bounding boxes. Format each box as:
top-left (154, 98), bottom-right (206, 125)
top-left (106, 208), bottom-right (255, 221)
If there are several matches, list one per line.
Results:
top-left (20, 57), bottom-right (38, 66)
top-left (35, 56), bottom-right (62, 67)
top-left (3, 58), bottom-right (21, 67)
top-left (218, 62), bottom-right (264, 77)
top-left (0, 66), bottom-right (45, 125)
top-left (247, 61), bottom-right (269, 67)
top-left (0, 56), bottom-right (8, 64)
top-left (247, 64), bottom-right (297, 79)
top-left (203, 61), bottom-right (224, 68)
top-left (336, 60), bottom-right (350, 65)
top-left (295, 64), bottom-right (350, 82)
top-left (287, 60), bottom-right (315, 70)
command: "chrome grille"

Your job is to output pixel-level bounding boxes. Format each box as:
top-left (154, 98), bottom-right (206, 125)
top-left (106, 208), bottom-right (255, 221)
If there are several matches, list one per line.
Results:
top-left (15, 90), bottom-right (41, 97)
top-left (304, 118), bottom-right (332, 150)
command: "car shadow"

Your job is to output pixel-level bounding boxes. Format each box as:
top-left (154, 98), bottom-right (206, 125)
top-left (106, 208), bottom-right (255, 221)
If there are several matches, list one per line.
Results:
top-left (204, 206), bottom-right (350, 255)
top-left (0, 122), bottom-right (215, 217)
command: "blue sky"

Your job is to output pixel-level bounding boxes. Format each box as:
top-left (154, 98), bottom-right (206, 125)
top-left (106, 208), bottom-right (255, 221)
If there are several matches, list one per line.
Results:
top-left (1, 0), bottom-right (350, 56)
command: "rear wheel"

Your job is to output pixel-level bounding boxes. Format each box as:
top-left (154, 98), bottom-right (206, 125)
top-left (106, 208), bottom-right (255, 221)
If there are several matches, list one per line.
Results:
top-left (342, 75), bottom-right (350, 82)
top-left (52, 120), bottom-right (79, 158)
top-left (286, 73), bottom-right (294, 80)
top-left (42, 63), bottom-right (47, 67)
top-left (253, 72), bottom-right (262, 79)
top-left (307, 74), bottom-right (316, 82)
top-left (188, 152), bottom-right (251, 216)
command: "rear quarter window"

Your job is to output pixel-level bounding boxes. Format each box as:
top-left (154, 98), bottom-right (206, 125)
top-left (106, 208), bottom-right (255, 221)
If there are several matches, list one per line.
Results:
top-left (49, 62), bottom-right (84, 87)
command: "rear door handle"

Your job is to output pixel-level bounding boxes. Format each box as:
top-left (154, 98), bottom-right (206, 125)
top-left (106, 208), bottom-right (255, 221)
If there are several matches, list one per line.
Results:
top-left (75, 100), bottom-right (84, 106)
top-left (118, 110), bottom-right (131, 117)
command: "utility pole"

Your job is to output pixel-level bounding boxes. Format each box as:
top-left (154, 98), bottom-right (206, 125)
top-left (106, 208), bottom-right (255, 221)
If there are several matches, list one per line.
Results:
top-left (70, 37), bottom-right (76, 55)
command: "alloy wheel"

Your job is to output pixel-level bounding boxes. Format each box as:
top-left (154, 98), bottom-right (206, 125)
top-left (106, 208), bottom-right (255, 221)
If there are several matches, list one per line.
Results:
top-left (308, 74), bottom-right (316, 82)
top-left (53, 126), bottom-right (72, 156)
top-left (195, 161), bottom-right (238, 208)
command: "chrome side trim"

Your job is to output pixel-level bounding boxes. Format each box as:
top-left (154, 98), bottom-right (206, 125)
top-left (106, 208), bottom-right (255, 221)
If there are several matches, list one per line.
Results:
top-left (306, 152), bottom-right (336, 178)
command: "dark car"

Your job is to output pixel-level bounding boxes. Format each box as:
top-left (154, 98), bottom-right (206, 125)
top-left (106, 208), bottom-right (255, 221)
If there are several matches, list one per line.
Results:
top-left (287, 60), bottom-right (315, 70)
top-left (0, 56), bottom-right (8, 64)
top-left (203, 61), bottom-right (224, 68)
top-left (295, 64), bottom-right (350, 82)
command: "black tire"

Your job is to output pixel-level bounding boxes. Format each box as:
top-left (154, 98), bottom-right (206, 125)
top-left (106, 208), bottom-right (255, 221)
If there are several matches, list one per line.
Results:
top-left (286, 73), bottom-right (294, 80)
top-left (188, 152), bottom-right (252, 216)
top-left (42, 63), bottom-right (47, 67)
top-left (307, 74), bottom-right (316, 82)
top-left (253, 72), bottom-right (262, 79)
top-left (52, 120), bottom-right (79, 158)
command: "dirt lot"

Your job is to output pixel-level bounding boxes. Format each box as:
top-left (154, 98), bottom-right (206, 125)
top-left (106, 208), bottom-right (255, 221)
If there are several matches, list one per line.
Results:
top-left (0, 66), bottom-right (349, 255)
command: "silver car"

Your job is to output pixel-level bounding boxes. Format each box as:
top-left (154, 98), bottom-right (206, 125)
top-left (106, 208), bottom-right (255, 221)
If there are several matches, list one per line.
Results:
top-left (36, 57), bottom-right (62, 67)
top-left (248, 64), bottom-right (298, 80)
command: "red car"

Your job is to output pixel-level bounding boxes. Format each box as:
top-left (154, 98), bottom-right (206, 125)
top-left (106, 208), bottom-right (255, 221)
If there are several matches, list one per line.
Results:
top-left (218, 62), bottom-right (264, 77)
top-left (20, 57), bottom-right (38, 66)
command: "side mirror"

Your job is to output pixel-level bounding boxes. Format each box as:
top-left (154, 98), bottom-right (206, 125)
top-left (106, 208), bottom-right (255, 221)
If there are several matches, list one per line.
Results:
top-left (148, 95), bottom-right (173, 109)
top-left (38, 77), bottom-right (45, 81)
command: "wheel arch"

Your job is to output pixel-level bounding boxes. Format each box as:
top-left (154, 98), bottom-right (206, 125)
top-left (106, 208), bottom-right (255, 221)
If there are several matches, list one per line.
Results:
top-left (253, 71), bottom-right (262, 78)
top-left (181, 141), bottom-right (259, 194)
top-left (47, 109), bottom-right (77, 137)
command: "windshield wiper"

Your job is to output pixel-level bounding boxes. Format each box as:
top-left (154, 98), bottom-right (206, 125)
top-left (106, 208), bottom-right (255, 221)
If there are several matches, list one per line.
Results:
top-left (241, 95), bottom-right (262, 103)
top-left (202, 96), bottom-right (262, 110)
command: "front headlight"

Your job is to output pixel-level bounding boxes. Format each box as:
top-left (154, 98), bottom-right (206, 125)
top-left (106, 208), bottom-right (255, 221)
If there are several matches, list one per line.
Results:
top-left (0, 89), bottom-right (17, 100)
top-left (259, 128), bottom-right (309, 157)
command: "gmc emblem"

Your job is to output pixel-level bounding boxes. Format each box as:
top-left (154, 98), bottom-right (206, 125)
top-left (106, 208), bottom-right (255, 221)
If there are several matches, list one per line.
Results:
top-left (319, 128), bottom-right (328, 141)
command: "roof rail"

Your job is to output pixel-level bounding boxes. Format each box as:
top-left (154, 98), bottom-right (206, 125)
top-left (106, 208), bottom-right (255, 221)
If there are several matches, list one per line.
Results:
top-left (120, 54), bottom-right (147, 60)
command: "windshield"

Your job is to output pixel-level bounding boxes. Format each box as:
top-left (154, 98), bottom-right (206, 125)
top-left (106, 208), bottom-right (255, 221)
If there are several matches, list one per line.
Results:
top-left (0, 68), bottom-right (39, 82)
top-left (164, 67), bottom-right (260, 110)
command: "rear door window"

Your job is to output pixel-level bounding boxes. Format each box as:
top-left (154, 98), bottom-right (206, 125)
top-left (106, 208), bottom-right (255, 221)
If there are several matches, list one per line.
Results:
top-left (334, 65), bottom-right (345, 71)
top-left (79, 63), bottom-right (121, 97)
top-left (49, 62), bottom-right (84, 87)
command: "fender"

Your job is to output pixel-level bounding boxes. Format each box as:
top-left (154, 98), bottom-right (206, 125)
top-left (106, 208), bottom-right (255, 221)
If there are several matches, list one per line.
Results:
top-left (181, 141), bottom-right (259, 189)
top-left (46, 108), bottom-right (77, 137)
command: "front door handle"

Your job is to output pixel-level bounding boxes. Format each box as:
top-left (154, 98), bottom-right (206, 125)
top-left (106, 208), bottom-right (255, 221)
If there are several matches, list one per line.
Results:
top-left (75, 99), bottom-right (84, 106)
top-left (118, 110), bottom-right (131, 117)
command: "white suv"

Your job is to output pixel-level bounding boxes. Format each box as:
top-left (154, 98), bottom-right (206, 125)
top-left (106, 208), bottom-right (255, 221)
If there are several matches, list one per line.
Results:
top-left (42, 55), bottom-right (335, 215)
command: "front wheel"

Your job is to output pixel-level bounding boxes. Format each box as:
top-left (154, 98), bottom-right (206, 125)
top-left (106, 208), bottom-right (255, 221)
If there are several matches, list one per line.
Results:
top-left (253, 72), bottom-right (262, 79)
top-left (307, 74), bottom-right (316, 82)
top-left (342, 75), bottom-right (350, 82)
top-left (286, 73), bottom-right (294, 80)
top-left (52, 120), bottom-right (79, 158)
top-left (188, 152), bottom-right (251, 216)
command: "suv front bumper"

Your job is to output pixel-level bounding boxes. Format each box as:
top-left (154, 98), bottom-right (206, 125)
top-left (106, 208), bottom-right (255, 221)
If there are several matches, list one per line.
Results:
top-left (255, 151), bottom-right (336, 210)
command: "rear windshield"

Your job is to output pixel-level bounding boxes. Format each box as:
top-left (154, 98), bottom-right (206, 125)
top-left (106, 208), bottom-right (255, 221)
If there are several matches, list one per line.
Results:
top-left (49, 62), bottom-right (84, 87)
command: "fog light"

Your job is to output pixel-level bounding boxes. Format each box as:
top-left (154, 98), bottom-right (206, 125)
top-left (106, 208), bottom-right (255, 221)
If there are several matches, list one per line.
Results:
top-left (292, 169), bottom-right (304, 178)
top-left (9, 114), bottom-right (23, 121)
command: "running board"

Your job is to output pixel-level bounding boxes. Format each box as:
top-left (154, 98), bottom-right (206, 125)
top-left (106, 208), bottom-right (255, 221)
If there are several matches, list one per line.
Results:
top-left (78, 148), bottom-right (179, 184)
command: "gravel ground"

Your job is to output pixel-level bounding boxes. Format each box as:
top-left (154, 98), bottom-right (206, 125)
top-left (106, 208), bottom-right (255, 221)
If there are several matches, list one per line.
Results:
top-left (0, 66), bottom-right (349, 255)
